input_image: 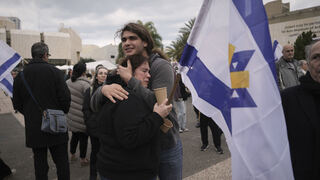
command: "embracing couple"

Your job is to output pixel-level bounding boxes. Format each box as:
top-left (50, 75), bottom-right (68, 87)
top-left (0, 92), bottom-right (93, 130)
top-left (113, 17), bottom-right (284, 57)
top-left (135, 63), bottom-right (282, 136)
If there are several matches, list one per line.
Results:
top-left (91, 23), bottom-right (183, 180)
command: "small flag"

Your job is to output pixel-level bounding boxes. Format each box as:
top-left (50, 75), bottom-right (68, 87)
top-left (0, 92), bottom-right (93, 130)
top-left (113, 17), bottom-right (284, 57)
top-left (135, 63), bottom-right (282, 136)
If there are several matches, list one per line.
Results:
top-left (179, 0), bottom-right (294, 179)
top-left (0, 40), bottom-right (22, 97)
top-left (273, 40), bottom-right (283, 62)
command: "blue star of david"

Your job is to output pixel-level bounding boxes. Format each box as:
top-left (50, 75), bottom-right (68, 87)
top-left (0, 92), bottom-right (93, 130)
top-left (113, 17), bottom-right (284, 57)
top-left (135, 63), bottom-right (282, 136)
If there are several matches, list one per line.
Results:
top-left (184, 48), bottom-right (257, 135)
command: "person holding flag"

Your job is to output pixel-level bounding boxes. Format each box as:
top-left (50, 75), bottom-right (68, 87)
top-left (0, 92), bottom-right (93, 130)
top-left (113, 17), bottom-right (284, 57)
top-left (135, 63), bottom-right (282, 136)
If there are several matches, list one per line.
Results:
top-left (179, 0), bottom-right (294, 179)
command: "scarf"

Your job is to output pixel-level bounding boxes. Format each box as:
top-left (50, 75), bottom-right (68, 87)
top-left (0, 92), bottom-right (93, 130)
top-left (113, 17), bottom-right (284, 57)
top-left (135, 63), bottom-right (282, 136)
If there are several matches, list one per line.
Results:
top-left (299, 72), bottom-right (320, 96)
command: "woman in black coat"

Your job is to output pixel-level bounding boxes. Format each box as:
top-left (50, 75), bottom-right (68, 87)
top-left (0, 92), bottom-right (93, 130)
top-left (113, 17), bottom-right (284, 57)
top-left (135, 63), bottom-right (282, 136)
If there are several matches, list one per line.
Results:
top-left (82, 66), bottom-right (108, 180)
top-left (97, 55), bottom-right (172, 180)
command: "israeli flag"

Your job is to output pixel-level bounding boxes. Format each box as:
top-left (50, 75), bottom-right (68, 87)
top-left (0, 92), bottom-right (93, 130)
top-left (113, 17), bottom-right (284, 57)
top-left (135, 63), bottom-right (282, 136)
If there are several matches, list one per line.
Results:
top-left (0, 40), bottom-right (22, 97)
top-left (179, 0), bottom-right (294, 179)
top-left (273, 40), bottom-right (283, 62)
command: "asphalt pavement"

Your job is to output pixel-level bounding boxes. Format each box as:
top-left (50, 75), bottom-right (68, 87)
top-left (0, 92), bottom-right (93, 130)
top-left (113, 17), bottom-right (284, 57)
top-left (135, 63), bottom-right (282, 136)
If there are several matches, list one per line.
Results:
top-left (0, 92), bottom-right (231, 180)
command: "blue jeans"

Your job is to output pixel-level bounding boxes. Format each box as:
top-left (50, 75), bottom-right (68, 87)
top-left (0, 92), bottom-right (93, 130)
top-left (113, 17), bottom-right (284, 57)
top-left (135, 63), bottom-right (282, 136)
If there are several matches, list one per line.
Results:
top-left (174, 100), bottom-right (187, 130)
top-left (158, 140), bottom-right (183, 180)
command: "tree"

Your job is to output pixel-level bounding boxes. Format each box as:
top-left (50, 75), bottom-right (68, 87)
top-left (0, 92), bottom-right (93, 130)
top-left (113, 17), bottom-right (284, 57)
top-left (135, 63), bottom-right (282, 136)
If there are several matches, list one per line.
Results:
top-left (116, 20), bottom-right (163, 62)
top-left (166, 18), bottom-right (195, 62)
top-left (116, 43), bottom-right (124, 64)
top-left (137, 20), bottom-right (163, 50)
top-left (294, 30), bottom-right (316, 60)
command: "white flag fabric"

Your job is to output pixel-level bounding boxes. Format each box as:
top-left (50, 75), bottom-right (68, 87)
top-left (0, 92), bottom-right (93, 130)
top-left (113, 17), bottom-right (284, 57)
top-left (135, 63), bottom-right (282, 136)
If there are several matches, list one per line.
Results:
top-left (273, 40), bottom-right (283, 62)
top-left (179, 0), bottom-right (294, 179)
top-left (0, 40), bottom-right (22, 97)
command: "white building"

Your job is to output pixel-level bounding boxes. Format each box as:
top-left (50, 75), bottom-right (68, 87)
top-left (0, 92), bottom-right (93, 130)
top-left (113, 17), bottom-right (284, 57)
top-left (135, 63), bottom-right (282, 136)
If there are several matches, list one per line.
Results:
top-left (265, 0), bottom-right (320, 46)
top-left (81, 44), bottom-right (118, 64)
top-left (0, 17), bottom-right (81, 65)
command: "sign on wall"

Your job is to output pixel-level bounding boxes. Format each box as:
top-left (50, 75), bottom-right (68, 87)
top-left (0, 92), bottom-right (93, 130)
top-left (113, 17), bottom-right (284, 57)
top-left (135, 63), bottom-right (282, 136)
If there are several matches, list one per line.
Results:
top-left (269, 16), bottom-right (320, 46)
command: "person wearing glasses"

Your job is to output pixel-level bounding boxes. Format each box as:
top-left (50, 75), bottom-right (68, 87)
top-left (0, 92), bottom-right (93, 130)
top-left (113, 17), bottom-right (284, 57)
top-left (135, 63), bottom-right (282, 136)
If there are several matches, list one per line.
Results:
top-left (276, 44), bottom-right (300, 90)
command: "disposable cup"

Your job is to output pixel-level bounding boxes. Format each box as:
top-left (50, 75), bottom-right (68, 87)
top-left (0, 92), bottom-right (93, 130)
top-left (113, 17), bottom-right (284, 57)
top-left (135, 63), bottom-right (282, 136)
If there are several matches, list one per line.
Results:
top-left (154, 87), bottom-right (167, 104)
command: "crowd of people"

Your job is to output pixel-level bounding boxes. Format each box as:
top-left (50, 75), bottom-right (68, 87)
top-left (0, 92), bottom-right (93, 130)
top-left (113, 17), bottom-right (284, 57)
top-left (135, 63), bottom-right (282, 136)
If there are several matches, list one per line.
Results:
top-left (1, 21), bottom-right (318, 180)
top-left (8, 22), bottom-right (181, 180)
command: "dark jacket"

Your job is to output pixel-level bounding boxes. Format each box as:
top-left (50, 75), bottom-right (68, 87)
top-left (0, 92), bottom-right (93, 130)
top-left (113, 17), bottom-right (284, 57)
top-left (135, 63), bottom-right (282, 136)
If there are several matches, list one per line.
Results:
top-left (281, 72), bottom-right (320, 180)
top-left (83, 86), bottom-right (101, 137)
top-left (174, 77), bottom-right (190, 101)
top-left (97, 88), bottom-right (163, 180)
top-left (13, 59), bottom-right (71, 148)
top-left (90, 53), bottom-right (180, 150)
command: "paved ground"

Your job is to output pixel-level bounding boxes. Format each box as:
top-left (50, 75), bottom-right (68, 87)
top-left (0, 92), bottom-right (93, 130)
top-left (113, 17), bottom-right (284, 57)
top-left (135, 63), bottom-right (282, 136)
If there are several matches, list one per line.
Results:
top-left (0, 91), bottom-right (231, 180)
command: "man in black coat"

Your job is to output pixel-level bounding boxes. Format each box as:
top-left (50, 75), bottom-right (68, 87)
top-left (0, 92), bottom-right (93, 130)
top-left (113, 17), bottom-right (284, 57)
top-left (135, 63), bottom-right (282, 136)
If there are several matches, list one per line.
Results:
top-left (13, 42), bottom-right (71, 180)
top-left (281, 40), bottom-right (320, 180)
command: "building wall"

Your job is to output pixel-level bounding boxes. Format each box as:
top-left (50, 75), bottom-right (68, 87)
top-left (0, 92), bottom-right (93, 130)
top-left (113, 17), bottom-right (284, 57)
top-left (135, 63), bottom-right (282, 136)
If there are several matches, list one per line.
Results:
top-left (81, 44), bottom-right (118, 64)
top-left (10, 29), bottom-right (41, 59)
top-left (265, 0), bottom-right (290, 18)
top-left (0, 28), bottom-right (6, 42)
top-left (0, 17), bottom-right (16, 30)
top-left (265, 2), bottom-right (320, 46)
top-left (8, 17), bottom-right (21, 29)
top-left (0, 26), bottom-right (81, 65)
top-left (44, 32), bottom-right (71, 60)
top-left (59, 27), bottom-right (82, 65)
top-left (269, 16), bottom-right (320, 45)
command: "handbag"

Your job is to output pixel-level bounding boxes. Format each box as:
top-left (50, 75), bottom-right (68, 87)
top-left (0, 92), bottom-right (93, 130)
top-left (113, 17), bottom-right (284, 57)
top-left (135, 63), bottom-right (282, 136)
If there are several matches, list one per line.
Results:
top-left (20, 72), bottom-right (67, 134)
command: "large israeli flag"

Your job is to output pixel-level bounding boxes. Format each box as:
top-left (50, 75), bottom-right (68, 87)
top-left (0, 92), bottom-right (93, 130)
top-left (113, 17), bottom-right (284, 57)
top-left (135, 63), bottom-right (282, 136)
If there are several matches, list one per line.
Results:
top-left (0, 40), bottom-right (22, 97)
top-left (179, 0), bottom-right (294, 179)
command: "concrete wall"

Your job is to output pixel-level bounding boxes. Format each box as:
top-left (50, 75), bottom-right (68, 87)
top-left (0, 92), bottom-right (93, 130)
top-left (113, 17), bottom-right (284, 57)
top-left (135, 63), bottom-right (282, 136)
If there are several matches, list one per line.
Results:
top-left (44, 32), bottom-right (71, 60)
top-left (0, 28), bottom-right (6, 42)
top-left (81, 44), bottom-right (118, 64)
top-left (265, 0), bottom-right (290, 18)
top-left (59, 28), bottom-right (82, 64)
top-left (0, 17), bottom-right (16, 30)
top-left (10, 29), bottom-right (41, 59)
top-left (269, 16), bottom-right (320, 45)
top-left (0, 27), bottom-right (81, 65)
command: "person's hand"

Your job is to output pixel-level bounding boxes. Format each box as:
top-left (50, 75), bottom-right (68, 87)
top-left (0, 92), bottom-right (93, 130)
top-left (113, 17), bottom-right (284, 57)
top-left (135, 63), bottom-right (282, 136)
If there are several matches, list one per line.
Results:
top-left (153, 99), bottom-right (172, 118)
top-left (101, 84), bottom-right (129, 103)
top-left (118, 60), bottom-right (133, 84)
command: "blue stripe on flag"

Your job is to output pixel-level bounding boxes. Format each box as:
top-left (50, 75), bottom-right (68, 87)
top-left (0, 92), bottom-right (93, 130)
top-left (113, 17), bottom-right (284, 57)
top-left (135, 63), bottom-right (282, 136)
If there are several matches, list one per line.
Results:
top-left (180, 44), bottom-right (198, 67)
top-left (182, 44), bottom-right (234, 133)
top-left (232, 0), bottom-right (277, 81)
top-left (272, 40), bottom-right (279, 54)
top-left (0, 53), bottom-right (21, 77)
top-left (0, 78), bottom-right (13, 93)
